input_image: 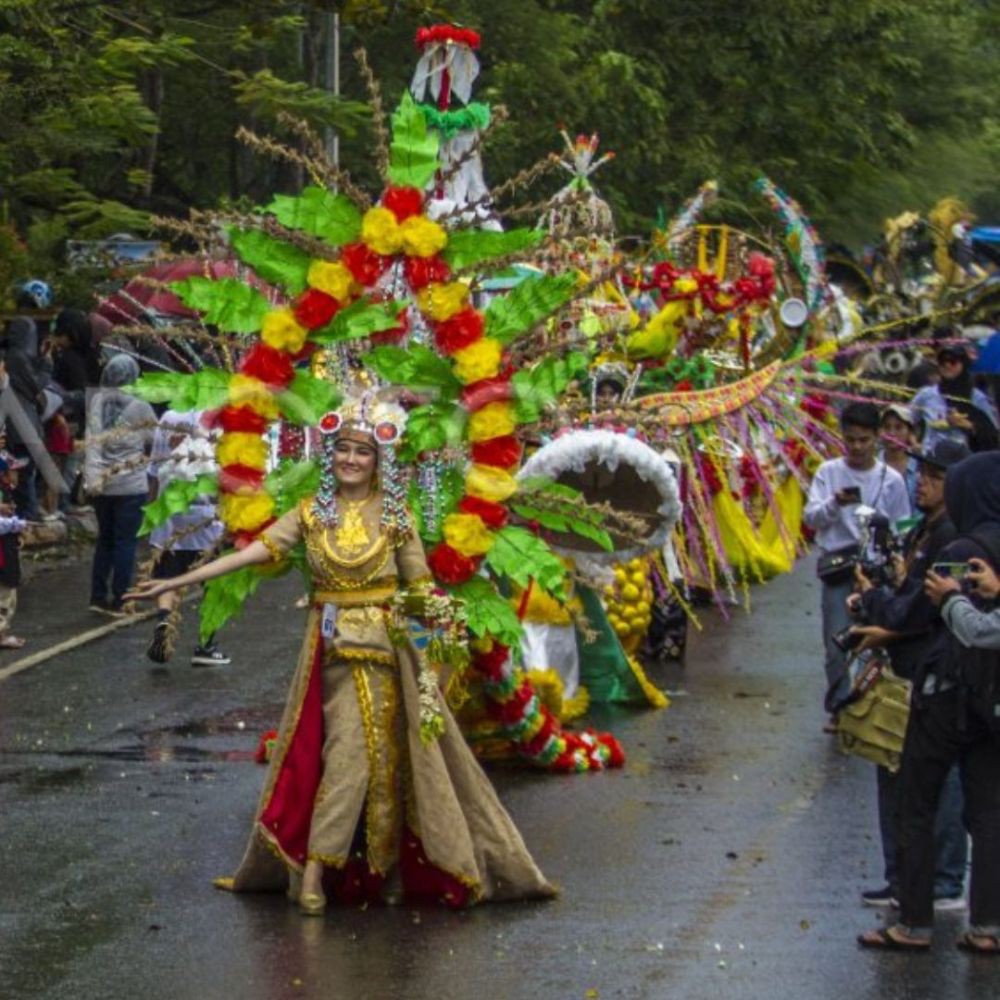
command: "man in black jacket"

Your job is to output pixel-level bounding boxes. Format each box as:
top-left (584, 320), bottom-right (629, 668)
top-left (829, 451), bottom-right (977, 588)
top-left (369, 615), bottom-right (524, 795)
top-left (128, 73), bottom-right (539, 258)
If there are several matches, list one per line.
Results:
top-left (849, 438), bottom-right (970, 910)
top-left (859, 451), bottom-right (1000, 952)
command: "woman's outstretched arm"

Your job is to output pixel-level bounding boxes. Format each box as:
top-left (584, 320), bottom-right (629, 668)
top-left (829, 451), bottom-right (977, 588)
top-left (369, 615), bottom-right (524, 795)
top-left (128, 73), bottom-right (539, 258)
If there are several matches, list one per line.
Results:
top-left (125, 541), bottom-right (272, 602)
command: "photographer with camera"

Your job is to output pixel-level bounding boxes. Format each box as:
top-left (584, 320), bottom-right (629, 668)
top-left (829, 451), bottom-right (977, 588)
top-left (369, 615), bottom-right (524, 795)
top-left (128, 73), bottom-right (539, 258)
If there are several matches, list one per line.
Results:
top-left (860, 451), bottom-right (1000, 953)
top-left (804, 402), bottom-right (911, 724)
top-left (847, 439), bottom-right (970, 912)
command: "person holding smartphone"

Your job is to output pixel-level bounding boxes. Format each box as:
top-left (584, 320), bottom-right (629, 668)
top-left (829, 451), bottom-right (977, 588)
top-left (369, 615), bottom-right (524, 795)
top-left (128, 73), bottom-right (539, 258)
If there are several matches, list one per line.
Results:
top-left (804, 402), bottom-right (911, 722)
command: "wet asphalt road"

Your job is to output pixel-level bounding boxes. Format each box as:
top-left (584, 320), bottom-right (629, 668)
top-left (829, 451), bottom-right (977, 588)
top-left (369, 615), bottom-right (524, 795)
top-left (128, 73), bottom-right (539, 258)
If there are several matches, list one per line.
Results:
top-left (1, 558), bottom-right (999, 1000)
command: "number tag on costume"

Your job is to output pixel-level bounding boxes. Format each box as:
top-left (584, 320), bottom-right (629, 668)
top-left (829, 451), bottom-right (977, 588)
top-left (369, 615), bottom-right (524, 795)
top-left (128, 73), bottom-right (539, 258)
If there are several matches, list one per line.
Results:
top-left (321, 603), bottom-right (338, 640)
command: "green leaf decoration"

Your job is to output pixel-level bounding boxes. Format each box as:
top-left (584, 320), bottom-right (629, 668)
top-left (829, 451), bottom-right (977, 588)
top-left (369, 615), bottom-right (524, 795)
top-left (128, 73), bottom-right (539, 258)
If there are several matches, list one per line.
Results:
top-left (138, 474), bottom-right (218, 537)
top-left (364, 344), bottom-right (461, 397)
top-left (228, 228), bottom-right (311, 294)
top-left (512, 351), bottom-right (589, 423)
top-left (451, 576), bottom-right (524, 648)
top-left (441, 228), bottom-right (543, 270)
top-left (170, 277), bottom-right (271, 333)
top-left (510, 498), bottom-right (613, 551)
top-left (388, 91), bottom-right (440, 190)
top-left (199, 564), bottom-right (264, 644)
top-left (483, 273), bottom-right (579, 344)
top-left (265, 459), bottom-right (320, 515)
top-left (420, 101), bottom-right (491, 140)
top-left (264, 186), bottom-right (362, 247)
top-left (484, 525), bottom-right (567, 599)
top-left (312, 299), bottom-right (405, 344)
top-left (399, 402), bottom-right (467, 461)
top-left (278, 370), bottom-right (341, 425)
top-left (129, 368), bottom-right (232, 410)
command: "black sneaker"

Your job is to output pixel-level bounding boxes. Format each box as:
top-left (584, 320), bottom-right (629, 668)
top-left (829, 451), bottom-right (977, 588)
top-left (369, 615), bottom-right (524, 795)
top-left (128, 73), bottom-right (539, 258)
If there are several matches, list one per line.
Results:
top-left (861, 885), bottom-right (896, 907)
top-left (147, 622), bottom-right (172, 664)
top-left (191, 645), bottom-right (231, 667)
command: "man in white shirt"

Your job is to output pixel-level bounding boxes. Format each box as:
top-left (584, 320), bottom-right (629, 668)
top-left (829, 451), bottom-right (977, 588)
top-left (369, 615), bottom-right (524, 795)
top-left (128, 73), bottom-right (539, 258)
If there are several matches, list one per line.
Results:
top-left (804, 402), bottom-right (911, 709)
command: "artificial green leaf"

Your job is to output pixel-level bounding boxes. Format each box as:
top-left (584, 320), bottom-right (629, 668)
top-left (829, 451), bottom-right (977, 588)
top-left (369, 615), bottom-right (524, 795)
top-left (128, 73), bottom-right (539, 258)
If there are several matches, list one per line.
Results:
top-left (388, 92), bottom-right (440, 190)
top-left (484, 526), bottom-right (567, 598)
top-left (441, 228), bottom-right (543, 270)
top-left (399, 402), bottom-right (466, 461)
top-left (512, 351), bottom-right (589, 422)
top-left (264, 186), bottom-right (362, 246)
top-left (129, 368), bottom-right (232, 410)
top-left (265, 458), bottom-right (320, 515)
top-left (199, 564), bottom-right (264, 643)
top-left (278, 370), bottom-right (341, 425)
top-left (139, 474), bottom-right (218, 536)
top-left (170, 277), bottom-right (270, 333)
top-left (312, 299), bottom-right (405, 344)
top-left (450, 576), bottom-right (525, 648)
top-left (228, 227), bottom-right (311, 294)
top-left (364, 344), bottom-right (461, 396)
top-left (516, 476), bottom-right (583, 501)
top-left (483, 273), bottom-right (579, 344)
top-left (509, 499), bottom-right (613, 551)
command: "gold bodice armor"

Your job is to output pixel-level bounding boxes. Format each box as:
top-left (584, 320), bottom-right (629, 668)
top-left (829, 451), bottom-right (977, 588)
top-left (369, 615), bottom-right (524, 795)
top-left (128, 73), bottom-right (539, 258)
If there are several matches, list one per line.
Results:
top-left (261, 494), bottom-right (431, 664)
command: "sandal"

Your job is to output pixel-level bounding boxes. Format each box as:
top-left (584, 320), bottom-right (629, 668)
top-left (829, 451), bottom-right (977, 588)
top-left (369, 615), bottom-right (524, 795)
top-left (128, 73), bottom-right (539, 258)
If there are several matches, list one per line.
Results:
top-left (858, 927), bottom-right (931, 951)
top-left (957, 932), bottom-right (1000, 955)
top-left (0, 634), bottom-right (26, 649)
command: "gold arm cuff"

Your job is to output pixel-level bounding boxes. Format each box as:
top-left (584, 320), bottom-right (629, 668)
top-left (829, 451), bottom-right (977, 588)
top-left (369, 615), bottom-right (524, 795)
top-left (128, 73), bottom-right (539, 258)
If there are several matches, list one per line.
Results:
top-left (259, 534), bottom-right (285, 564)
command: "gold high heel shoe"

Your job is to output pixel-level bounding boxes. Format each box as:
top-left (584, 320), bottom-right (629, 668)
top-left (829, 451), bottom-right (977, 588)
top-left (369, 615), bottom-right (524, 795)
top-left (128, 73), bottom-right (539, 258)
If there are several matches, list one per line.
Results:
top-left (298, 892), bottom-right (327, 917)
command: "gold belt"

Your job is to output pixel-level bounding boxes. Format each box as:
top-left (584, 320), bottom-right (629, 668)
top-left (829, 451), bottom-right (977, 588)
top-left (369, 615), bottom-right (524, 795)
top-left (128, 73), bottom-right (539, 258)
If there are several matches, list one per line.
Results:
top-left (313, 583), bottom-right (397, 607)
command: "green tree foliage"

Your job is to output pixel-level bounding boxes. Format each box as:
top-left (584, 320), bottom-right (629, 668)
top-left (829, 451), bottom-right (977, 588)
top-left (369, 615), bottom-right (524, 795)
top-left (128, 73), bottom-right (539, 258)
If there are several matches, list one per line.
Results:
top-left (0, 0), bottom-right (996, 306)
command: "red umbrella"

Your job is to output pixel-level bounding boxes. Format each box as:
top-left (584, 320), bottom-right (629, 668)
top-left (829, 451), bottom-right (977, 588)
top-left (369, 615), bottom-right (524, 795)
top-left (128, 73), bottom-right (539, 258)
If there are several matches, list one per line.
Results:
top-left (95, 258), bottom-right (283, 327)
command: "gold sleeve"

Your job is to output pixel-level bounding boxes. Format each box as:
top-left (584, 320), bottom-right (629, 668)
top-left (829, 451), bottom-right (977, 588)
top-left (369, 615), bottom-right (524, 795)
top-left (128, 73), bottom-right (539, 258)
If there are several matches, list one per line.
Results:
top-left (259, 505), bottom-right (304, 558)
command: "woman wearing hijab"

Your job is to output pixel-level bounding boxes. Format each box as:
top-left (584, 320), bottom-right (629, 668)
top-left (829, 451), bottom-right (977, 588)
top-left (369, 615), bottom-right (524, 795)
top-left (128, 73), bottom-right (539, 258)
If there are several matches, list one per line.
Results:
top-left (912, 343), bottom-right (999, 454)
top-left (83, 354), bottom-right (156, 615)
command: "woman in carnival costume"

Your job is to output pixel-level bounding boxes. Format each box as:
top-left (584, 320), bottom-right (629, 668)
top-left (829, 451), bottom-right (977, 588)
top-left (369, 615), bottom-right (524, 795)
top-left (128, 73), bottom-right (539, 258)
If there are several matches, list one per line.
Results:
top-left (127, 387), bottom-right (554, 914)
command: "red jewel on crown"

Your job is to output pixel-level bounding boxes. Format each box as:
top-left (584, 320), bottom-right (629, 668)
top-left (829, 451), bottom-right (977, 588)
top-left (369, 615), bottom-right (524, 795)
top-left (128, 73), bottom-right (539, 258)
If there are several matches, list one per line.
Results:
top-left (319, 412), bottom-right (342, 436)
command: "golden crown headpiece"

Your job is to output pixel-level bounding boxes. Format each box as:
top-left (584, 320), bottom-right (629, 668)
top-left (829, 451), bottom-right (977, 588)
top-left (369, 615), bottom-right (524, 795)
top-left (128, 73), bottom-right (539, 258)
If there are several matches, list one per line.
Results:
top-left (317, 386), bottom-right (407, 446)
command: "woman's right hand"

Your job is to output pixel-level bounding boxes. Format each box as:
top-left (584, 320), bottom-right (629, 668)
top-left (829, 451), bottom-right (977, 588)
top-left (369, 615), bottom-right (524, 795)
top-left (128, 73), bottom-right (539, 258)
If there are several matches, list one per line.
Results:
top-left (123, 579), bottom-right (176, 602)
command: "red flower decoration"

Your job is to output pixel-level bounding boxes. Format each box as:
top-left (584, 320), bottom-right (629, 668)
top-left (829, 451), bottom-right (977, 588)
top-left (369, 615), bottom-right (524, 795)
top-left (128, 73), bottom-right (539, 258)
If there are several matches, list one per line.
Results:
top-left (382, 186), bottom-right (424, 222)
top-left (458, 495), bottom-right (508, 530)
top-left (294, 288), bottom-right (340, 330)
top-left (673, 379), bottom-right (693, 393)
top-left (415, 25), bottom-right (481, 49)
top-left (218, 405), bottom-right (270, 435)
top-left (470, 640), bottom-right (509, 682)
top-left (341, 242), bottom-right (391, 287)
top-left (239, 343), bottom-right (295, 389)
top-left (471, 435), bottom-right (522, 470)
top-left (219, 464), bottom-right (266, 495)
top-left (433, 308), bottom-right (483, 355)
top-left (427, 542), bottom-right (480, 585)
top-left (460, 372), bottom-right (512, 413)
top-left (404, 255), bottom-right (450, 291)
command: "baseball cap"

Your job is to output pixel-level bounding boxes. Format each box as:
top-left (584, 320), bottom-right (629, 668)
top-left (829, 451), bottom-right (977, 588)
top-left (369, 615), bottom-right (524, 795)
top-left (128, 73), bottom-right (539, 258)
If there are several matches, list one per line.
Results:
top-left (906, 438), bottom-right (971, 469)
top-left (881, 403), bottom-right (915, 428)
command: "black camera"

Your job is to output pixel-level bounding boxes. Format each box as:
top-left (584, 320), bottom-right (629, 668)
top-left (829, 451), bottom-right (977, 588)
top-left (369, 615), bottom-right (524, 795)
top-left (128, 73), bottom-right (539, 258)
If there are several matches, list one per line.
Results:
top-left (833, 624), bottom-right (865, 653)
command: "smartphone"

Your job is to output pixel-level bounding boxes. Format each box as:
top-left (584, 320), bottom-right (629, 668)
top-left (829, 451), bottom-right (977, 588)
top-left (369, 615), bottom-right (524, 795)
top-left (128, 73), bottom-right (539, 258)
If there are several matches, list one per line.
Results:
top-left (840, 486), bottom-right (862, 503)
top-left (931, 562), bottom-right (969, 578)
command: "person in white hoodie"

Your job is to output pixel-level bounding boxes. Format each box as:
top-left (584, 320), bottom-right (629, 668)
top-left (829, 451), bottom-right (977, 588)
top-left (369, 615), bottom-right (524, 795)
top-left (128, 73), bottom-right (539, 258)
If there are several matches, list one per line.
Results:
top-left (145, 410), bottom-right (229, 666)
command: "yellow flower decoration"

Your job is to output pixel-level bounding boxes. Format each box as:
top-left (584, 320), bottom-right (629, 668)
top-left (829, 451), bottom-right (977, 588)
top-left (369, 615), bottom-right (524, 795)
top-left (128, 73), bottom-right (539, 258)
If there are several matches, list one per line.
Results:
top-left (360, 206), bottom-right (403, 256)
top-left (452, 337), bottom-right (502, 384)
top-left (416, 281), bottom-right (469, 322)
top-left (399, 215), bottom-right (448, 258)
top-left (442, 512), bottom-right (495, 557)
top-left (227, 374), bottom-right (279, 419)
top-left (467, 401), bottom-right (516, 442)
top-left (219, 492), bottom-right (276, 533)
top-left (261, 308), bottom-right (308, 354)
top-left (465, 463), bottom-right (518, 502)
top-left (217, 432), bottom-right (269, 471)
top-left (307, 260), bottom-right (357, 302)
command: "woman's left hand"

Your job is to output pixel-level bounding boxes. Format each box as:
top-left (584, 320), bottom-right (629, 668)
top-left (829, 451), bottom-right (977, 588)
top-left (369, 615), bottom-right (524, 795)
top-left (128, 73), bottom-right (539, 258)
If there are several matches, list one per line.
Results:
top-left (924, 570), bottom-right (961, 606)
top-left (967, 557), bottom-right (1000, 600)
